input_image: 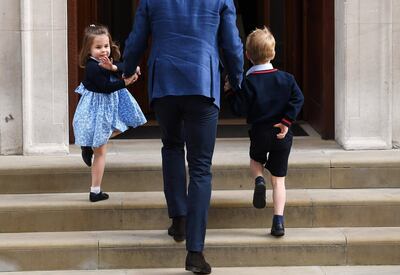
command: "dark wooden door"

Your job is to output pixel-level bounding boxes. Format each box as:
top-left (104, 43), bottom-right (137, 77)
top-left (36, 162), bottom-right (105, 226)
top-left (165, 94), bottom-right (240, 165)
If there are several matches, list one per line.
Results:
top-left (237, 0), bottom-right (334, 138)
top-left (300, 0), bottom-right (334, 139)
top-left (268, 0), bottom-right (334, 139)
top-left (283, 0), bottom-right (304, 91)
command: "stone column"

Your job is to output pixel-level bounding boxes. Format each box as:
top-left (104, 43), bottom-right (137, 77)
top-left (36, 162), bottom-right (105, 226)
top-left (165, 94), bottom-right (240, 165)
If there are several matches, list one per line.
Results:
top-left (335, 0), bottom-right (393, 150)
top-left (20, 0), bottom-right (69, 155)
top-left (0, 0), bottom-right (22, 155)
top-left (393, 0), bottom-right (400, 148)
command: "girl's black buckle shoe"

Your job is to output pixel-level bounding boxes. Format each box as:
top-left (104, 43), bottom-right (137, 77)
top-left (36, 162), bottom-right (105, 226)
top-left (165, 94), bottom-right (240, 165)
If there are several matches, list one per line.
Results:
top-left (89, 191), bottom-right (109, 202)
top-left (81, 146), bottom-right (93, 167)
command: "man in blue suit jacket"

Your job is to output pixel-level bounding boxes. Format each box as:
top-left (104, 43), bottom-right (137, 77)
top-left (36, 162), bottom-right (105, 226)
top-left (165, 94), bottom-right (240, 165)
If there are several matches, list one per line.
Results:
top-left (123, 1), bottom-right (243, 273)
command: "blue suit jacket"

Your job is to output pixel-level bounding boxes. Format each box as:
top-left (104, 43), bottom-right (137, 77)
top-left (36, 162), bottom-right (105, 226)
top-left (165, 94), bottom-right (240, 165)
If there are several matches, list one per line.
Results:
top-left (123, 0), bottom-right (244, 108)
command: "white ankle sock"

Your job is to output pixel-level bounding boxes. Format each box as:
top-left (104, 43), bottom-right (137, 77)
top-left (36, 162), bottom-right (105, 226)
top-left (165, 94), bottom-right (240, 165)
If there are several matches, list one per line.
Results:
top-left (90, 186), bottom-right (101, 194)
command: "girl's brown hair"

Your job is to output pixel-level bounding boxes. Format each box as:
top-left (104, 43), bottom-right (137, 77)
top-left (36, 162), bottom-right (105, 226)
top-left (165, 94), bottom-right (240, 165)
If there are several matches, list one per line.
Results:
top-left (78, 24), bottom-right (121, 68)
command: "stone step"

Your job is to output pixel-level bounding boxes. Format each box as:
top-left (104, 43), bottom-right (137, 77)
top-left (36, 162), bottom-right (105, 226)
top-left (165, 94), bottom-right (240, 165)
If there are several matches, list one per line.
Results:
top-left (1, 157), bottom-right (400, 194)
top-left (2, 266), bottom-right (400, 275)
top-left (0, 189), bottom-right (399, 232)
top-left (1, 139), bottom-right (400, 194)
top-left (0, 227), bottom-right (399, 271)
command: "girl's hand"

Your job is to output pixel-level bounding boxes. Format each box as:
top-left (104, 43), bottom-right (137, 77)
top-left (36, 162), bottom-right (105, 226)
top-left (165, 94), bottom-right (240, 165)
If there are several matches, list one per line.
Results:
top-left (123, 73), bottom-right (139, 86)
top-left (99, 56), bottom-right (117, 71)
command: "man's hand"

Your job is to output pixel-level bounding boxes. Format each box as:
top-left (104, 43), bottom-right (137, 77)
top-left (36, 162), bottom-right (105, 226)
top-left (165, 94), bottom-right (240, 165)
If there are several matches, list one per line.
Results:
top-left (122, 66), bottom-right (141, 85)
top-left (224, 75), bottom-right (232, 92)
top-left (273, 123), bottom-right (289, 139)
top-left (135, 66), bottom-right (141, 76)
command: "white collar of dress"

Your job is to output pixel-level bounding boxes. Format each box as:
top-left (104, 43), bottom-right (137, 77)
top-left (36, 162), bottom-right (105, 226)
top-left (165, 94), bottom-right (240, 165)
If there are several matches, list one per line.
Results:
top-left (246, 63), bottom-right (274, 76)
top-left (89, 56), bottom-right (100, 62)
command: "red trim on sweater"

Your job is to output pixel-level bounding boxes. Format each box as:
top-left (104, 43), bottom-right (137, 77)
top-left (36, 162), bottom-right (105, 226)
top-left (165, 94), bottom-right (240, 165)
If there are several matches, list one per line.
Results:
top-left (250, 69), bottom-right (278, 75)
top-left (282, 118), bottom-right (292, 126)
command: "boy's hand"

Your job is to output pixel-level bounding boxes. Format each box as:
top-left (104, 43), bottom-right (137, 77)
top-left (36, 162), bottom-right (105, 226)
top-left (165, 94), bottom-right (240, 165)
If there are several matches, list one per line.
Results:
top-left (273, 123), bottom-right (289, 139)
top-left (99, 56), bottom-right (117, 71)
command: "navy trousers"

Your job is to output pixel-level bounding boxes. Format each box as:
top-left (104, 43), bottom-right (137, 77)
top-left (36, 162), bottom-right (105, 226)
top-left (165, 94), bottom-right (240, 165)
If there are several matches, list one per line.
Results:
top-left (153, 95), bottom-right (219, 252)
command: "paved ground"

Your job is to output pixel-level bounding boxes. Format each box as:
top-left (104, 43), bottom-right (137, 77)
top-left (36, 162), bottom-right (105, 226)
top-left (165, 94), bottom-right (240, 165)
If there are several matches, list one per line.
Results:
top-left (2, 266), bottom-right (400, 275)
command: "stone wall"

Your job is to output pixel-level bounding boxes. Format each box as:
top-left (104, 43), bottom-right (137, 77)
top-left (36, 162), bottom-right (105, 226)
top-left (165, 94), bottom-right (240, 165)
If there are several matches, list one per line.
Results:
top-left (335, 0), bottom-right (393, 149)
top-left (0, 0), bottom-right (22, 154)
top-left (393, 0), bottom-right (400, 148)
top-left (0, 0), bottom-right (68, 155)
top-left (20, 0), bottom-right (69, 155)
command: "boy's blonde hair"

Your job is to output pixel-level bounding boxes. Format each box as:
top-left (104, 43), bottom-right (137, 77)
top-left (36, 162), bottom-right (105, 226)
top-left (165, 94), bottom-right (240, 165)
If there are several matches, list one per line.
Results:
top-left (246, 26), bottom-right (275, 64)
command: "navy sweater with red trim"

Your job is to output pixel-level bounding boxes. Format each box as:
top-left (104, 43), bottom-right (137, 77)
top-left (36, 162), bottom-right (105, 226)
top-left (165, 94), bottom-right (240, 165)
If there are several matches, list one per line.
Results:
top-left (227, 69), bottom-right (304, 127)
top-left (82, 58), bottom-right (126, 94)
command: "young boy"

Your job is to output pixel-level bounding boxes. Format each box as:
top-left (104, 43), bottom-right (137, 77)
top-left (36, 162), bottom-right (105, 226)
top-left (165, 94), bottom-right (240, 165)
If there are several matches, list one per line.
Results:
top-left (224, 27), bottom-right (304, 237)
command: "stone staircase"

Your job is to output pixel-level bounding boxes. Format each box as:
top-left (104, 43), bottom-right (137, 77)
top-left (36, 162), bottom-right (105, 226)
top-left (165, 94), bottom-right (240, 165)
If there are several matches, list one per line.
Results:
top-left (0, 138), bottom-right (399, 274)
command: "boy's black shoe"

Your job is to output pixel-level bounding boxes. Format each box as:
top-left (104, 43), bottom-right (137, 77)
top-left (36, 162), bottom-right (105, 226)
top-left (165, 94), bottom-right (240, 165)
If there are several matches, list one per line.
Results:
top-left (271, 221), bottom-right (285, 237)
top-left (89, 191), bottom-right (109, 202)
top-left (81, 146), bottom-right (93, 167)
top-left (253, 178), bottom-right (266, 209)
top-left (167, 216), bottom-right (186, 242)
top-left (185, 251), bottom-right (212, 274)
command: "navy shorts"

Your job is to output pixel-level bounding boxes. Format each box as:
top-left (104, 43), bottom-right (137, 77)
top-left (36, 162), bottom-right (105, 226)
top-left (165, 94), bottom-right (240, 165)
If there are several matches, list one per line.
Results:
top-left (249, 124), bottom-right (293, 177)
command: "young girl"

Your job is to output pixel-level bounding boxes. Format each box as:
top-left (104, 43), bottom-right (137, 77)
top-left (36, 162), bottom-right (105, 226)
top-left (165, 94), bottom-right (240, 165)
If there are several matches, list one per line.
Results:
top-left (73, 24), bottom-right (147, 202)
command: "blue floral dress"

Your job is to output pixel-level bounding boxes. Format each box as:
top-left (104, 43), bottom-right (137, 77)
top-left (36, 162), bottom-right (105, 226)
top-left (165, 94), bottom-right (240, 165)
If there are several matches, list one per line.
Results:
top-left (73, 82), bottom-right (147, 148)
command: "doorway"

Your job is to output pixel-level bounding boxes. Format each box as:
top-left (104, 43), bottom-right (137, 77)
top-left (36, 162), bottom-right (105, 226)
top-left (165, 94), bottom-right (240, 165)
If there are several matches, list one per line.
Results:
top-left (67, 0), bottom-right (334, 142)
top-left (234, 0), bottom-right (334, 139)
top-left (236, 0), bottom-right (334, 139)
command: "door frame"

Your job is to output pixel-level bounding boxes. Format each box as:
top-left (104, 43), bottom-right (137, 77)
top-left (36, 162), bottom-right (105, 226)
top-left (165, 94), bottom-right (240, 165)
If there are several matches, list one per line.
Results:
top-left (67, 0), bottom-right (335, 142)
top-left (67, 0), bottom-right (99, 143)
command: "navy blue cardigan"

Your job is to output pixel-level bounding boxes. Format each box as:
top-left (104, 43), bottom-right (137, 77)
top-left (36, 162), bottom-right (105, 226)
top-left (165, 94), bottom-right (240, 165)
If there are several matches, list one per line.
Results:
top-left (227, 69), bottom-right (304, 127)
top-left (82, 58), bottom-right (126, 94)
